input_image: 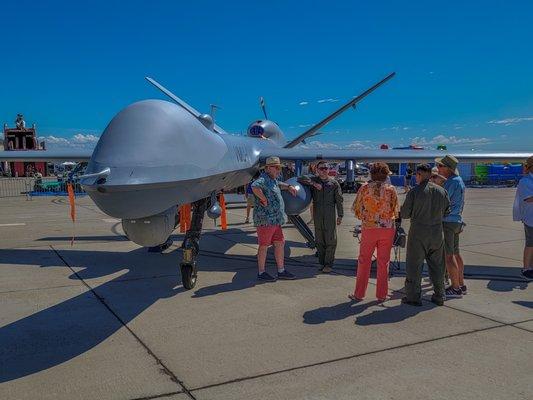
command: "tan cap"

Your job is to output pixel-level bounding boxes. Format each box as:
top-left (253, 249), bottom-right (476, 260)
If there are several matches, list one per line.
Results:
top-left (264, 156), bottom-right (282, 167)
top-left (435, 154), bottom-right (459, 175)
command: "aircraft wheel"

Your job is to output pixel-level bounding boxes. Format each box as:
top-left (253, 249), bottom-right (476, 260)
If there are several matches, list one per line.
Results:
top-left (181, 263), bottom-right (197, 289)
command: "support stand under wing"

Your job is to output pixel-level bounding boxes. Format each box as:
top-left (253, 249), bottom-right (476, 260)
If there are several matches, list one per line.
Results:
top-left (288, 215), bottom-right (316, 249)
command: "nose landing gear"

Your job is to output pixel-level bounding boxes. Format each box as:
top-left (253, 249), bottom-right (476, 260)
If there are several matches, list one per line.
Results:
top-left (180, 248), bottom-right (198, 289)
top-left (180, 198), bottom-right (208, 289)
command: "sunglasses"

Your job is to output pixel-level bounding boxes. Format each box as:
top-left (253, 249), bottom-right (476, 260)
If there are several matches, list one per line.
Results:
top-left (318, 166), bottom-right (329, 171)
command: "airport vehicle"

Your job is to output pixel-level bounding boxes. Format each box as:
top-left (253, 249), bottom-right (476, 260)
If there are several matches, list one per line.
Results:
top-left (1, 72), bottom-right (529, 289)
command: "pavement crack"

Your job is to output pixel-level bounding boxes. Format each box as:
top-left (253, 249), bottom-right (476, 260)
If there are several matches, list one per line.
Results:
top-left (190, 324), bottom-right (505, 392)
top-left (50, 245), bottom-right (198, 400)
top-left (129, 391), bottom-right (183, 400)
top-left (460, 248), bottom-right (522, 263)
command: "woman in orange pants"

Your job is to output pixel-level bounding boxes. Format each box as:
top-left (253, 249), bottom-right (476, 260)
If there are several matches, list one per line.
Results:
top-left (350, 162), bottom-right (399, 302)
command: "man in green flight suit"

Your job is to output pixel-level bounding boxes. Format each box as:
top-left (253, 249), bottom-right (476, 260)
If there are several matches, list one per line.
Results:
top-left (400, 164), bottom-right (450, 306)
top-left (299, 161), bottom-right (344, 273)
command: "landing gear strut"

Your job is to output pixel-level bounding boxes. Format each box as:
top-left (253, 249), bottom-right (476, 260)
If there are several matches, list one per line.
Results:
top-left (287, 215), bottom-right (316, 249)
top-left (180, 198), bottom-right (209, 289)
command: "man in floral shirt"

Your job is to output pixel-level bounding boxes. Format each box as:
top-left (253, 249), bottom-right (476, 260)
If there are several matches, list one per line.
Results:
top-left (252, 157), bottom-right (298, 281)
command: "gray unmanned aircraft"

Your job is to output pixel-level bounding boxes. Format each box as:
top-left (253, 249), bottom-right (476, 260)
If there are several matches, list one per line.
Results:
top-left (1, 72), bottom-right (529, 289)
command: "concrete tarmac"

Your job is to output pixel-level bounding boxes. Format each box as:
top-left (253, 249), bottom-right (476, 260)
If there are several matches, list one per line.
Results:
top-left (0, 189), bottom-right (531, 399)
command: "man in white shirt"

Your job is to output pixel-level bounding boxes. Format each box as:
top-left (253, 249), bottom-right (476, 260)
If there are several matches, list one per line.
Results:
top-left (513, 156), bottom-right (533, 279)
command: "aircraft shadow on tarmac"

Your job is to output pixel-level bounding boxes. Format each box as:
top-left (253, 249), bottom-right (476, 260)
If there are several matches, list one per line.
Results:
top-left (1, 228), bottom-right (529, 382)
top-left (0, 228), bottom-right (316, 382)
top-left (0, 246), bottom-right (187, 383)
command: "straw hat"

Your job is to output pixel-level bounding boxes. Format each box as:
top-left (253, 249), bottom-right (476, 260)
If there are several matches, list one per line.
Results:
top-left (264, 156), bottom-right (282, 167)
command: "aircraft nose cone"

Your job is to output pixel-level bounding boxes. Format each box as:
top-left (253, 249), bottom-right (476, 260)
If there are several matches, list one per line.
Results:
top-left (86, 99), bottom-right (227, 184)
top-left (82, 99), bottom-right (228, 219)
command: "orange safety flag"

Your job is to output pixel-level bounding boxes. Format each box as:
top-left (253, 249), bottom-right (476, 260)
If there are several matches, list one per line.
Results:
top-left (179, 204), bottom-right (191, 232)
top-left (219, 193), bottom-right (227, 230)
top-left (67, 183), bottom-right (76, 246)
top-left (185, 204), bottom-right (191, 231)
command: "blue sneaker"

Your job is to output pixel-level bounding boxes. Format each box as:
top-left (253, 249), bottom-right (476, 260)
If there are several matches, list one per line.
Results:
top-left (257, 272), bottom-right (276, 282)
top-left (445, 286), bottom-right (463, 298)
top-left (277, 270), bottom-right (296, 280)
top-left (521, 268), bottom-right (533, 279)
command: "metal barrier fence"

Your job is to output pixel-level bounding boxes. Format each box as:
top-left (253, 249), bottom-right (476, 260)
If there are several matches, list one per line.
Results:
top-left (390, 174), bottom-right (524, 187)
top-left (0, 177), bottom-right (86, 198)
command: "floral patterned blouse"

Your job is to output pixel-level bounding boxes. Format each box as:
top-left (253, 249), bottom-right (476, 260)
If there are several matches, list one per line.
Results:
top-left (352, 181), bottom-right (399, 228)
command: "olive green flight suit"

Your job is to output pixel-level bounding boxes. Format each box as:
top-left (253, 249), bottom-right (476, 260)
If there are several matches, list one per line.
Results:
top-left (400, 180), bottom-right (450, 302)
top-left (301, 175), bottom-right (344, 267)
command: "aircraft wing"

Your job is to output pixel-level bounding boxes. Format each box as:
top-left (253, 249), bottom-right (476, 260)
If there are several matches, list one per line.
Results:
top-left (0, 149), bottom-right (93, 162)
top-left (284, 72), bottom-right (396, 148)
top-left (261, 148), bottom-right (530, 163)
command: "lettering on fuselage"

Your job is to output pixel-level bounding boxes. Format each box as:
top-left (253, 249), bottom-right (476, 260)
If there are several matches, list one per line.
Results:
top-left (233, 145), bottom-right (250, 163)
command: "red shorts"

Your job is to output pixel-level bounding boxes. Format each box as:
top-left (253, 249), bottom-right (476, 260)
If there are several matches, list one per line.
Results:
top-left (257, 225), bottom-right (285, 246)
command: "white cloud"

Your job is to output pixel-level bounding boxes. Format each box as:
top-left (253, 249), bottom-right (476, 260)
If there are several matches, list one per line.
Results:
top-left (344, 141), bottom-right (373, 150)
top-left (488, 117), bottom-right (533, 125)
top-left (299, 140), bottom-right (373, 150)
top-left (409, 134), bottom-right (491, 146)
top-left (298, 101), bottom-right (309, 106)
top-left (300, 141), bottom-right (341, 149)
top-left (72, 133), bottom-right (99, 144)
top-left (317, 98), bottom-right (339, 104)
top-left (298, 124), bottom-right (313, 128)
top-left (386, 126), bottom-right (411, 131)
top-left (39, 133), bottom-right (100, 148)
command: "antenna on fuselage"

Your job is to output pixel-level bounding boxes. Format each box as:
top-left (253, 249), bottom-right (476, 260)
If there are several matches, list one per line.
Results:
top-left (210, 104), bottom-right (221, 119)
top-left (259, 97), bottom-right (268, 120)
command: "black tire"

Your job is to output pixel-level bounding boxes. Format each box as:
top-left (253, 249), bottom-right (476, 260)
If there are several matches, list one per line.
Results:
top-left (181, 263), bottom-right (197, 290)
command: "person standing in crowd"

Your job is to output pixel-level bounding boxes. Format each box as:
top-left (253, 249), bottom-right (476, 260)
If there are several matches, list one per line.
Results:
top-left (404, 167), bottom-right (413, 193)
top-left (430, 166), bottom-right (450, 285)
top-left (298, 161), bottom-right (344, 273)
top-left (400, 164), bottom-right (450, 306)
top-left (513, 156), bottom-right (533, 279)
top-left (252, 157), bottom-right (298, 281)
top-left (430, 166), bottom-right (447, 187)
top-left (244, 172), bottom-right (260, 224)
top-left (436, 155), bottom-right (466, 298)
top-left (349, 162), bottom-right (398, 302)
top-left (307, 163), bottom-right (317, 224)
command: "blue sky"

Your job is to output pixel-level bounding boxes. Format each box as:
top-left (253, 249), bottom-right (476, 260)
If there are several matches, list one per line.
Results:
top-left (1, 0), bottom-right (532, 151)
